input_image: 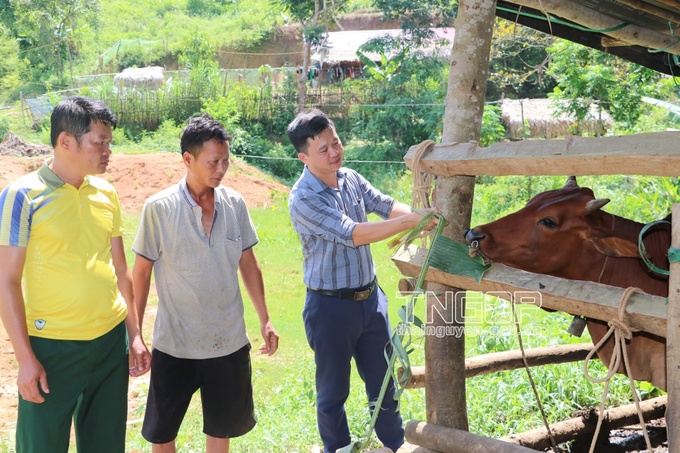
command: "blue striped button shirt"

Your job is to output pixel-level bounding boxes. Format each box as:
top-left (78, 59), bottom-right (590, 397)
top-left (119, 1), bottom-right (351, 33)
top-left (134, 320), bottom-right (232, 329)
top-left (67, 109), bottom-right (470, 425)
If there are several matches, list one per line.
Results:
top-left (289, 166), bottom-right (396, 290)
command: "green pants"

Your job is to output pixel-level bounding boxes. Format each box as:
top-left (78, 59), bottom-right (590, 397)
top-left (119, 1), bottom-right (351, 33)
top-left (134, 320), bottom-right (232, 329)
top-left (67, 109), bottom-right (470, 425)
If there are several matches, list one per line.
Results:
top-left (16, 322), bottom-right (129, 453)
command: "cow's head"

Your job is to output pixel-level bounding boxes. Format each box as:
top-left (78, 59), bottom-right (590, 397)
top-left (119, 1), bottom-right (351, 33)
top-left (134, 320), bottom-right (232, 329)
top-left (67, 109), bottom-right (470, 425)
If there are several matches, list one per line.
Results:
top-left (464, 177), bottom-right (639, 279)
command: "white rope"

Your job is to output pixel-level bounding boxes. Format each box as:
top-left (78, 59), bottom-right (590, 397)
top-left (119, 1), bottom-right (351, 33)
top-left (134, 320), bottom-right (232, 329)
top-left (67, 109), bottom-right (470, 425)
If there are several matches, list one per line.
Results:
top-left (583, 286), bottom-right (653, 453)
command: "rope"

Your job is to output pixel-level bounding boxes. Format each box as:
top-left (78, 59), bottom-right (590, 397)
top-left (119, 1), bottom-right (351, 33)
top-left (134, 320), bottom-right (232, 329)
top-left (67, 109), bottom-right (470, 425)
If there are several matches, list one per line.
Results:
top-left (512, 301), bottom-right (562, 453)
top-left (582, 287), bottom-right (653, 453)
top-left (410, 139), bottom-right (437, 210)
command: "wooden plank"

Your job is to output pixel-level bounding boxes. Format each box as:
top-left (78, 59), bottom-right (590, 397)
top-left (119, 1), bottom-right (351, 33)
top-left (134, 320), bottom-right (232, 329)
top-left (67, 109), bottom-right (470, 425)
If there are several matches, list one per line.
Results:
top-left (401, 344), bottom-right (593, 389)
top-left (667, 203), bottom-right (680, 453)
top-left (392, 244), bottom-right (668, 337)
top-left (403, 132), bottom-right (680, 177)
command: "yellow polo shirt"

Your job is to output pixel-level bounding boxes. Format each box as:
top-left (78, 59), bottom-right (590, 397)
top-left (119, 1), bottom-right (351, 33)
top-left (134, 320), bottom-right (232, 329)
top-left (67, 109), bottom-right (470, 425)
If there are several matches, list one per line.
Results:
top-left (0, 160), bottom-right (127, 340)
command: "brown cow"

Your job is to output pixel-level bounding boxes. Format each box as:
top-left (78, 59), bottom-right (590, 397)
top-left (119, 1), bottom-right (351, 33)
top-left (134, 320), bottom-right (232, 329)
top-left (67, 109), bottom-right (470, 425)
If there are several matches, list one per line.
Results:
top-left (464, 177), bottom-right (670, 390)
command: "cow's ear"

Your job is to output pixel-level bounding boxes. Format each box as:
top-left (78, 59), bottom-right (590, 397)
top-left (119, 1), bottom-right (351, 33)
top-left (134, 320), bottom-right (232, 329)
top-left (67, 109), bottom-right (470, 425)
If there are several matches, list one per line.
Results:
top-left (588, 236), bottom-right (639, 258)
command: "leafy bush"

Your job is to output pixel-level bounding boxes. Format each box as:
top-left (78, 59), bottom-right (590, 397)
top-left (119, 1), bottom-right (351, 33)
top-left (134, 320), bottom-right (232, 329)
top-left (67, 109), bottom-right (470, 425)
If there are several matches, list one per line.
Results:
top-left (480, 104), bottom-right (506, 146)
top-left (230, 126), bottom-right (301, 184)
top-left (0, 117), bottom-right (10, 139)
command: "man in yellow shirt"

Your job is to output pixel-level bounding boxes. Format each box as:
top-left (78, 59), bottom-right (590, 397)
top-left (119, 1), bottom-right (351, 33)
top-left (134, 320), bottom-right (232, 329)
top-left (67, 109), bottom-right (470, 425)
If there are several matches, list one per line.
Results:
top-left (0, 96), bottom-right (151, 453)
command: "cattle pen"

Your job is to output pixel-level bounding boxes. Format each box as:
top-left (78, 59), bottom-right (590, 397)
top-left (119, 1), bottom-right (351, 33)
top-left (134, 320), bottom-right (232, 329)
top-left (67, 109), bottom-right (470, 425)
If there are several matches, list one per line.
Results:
top-left (386, 1), bottom-right (680, 452)
top-left (393, 122), bottom-right (680, 451)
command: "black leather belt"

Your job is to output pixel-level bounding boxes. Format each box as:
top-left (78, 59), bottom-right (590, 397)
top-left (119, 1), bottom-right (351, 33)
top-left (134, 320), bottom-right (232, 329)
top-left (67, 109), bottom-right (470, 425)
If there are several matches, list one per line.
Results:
top-left (308, 279), bottom-right (377, 301)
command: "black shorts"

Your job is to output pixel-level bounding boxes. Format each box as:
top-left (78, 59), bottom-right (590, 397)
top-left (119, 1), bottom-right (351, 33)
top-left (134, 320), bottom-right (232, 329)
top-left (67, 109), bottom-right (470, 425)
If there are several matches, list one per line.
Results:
top-left (141, 344), bottom-right (256, 443)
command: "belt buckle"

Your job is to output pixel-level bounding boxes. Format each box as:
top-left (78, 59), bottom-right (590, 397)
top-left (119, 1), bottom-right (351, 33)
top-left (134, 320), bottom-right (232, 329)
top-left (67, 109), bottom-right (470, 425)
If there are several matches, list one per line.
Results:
top-left (353, 289), bottom-right (370, 301)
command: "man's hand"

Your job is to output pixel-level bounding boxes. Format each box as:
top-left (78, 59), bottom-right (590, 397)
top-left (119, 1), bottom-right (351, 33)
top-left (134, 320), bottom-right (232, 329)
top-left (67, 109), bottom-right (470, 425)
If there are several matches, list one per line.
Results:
top-left (259, 320), bottom-right (279, 356)
top-left (128, 335), bottom-right (151, 377)
top-left (17, 356), bottom-right (49, 403)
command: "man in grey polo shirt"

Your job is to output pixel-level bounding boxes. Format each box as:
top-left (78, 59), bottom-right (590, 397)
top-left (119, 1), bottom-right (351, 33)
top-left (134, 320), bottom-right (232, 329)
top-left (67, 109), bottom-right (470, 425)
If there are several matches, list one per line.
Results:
top-left (287, 109), bottom-right (439, 453)
top-left (132, 114), bottom-right (279, 453)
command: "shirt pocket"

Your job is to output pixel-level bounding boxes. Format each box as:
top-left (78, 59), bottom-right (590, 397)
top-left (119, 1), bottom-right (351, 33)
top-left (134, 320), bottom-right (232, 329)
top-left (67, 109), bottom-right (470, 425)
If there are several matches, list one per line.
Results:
top-left (222, 234), bottom-right (243, 268)
top-left (348, 197), bottom-right (367, 223)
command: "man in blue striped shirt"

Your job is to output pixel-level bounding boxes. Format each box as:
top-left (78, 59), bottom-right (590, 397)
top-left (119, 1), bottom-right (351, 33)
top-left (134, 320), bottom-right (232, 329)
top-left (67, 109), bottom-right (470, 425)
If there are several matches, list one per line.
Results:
top-left (287, 109), bottom-right (439, 453)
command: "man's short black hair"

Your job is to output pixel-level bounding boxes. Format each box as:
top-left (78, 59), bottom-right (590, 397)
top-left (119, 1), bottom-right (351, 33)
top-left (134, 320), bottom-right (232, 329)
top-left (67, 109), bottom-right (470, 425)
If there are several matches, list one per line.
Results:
top-left (50, 96), bottom-right (117, 147)
top-left (181, 114), bottom-right (232, 157)
top-left (287, 109), bottom-right (335, 154)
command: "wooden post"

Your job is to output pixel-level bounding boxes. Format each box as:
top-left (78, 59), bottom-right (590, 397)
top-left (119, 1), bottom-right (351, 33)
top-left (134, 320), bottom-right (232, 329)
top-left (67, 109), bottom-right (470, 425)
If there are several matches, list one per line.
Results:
top-left (424, 0), bottom-right (497, 431)
top-left (667, 202), bottom-right (680, 452)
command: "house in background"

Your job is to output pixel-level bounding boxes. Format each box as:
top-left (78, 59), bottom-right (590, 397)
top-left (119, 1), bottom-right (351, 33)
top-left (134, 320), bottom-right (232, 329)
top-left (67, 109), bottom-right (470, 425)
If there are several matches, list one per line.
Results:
top-left (310, 28), bottom-right (455, 85)
top-left (501, 98), bottom-right (613, 139)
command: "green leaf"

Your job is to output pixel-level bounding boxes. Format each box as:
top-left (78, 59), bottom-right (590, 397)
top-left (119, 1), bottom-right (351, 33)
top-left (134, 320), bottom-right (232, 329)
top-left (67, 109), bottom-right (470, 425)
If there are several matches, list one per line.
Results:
top-left (428, 235), bottom-right (492, 283)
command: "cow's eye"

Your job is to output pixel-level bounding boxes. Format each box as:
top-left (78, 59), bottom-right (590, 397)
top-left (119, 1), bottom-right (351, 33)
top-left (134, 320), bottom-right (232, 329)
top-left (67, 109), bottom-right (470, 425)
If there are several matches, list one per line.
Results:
top-left (538, 218), bottom-right (557, 229)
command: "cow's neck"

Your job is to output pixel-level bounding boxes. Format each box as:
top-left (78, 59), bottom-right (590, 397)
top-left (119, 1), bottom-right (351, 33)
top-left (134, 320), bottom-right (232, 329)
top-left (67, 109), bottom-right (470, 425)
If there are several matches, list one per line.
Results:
top-left (598, 212), bottom-right (669, 297)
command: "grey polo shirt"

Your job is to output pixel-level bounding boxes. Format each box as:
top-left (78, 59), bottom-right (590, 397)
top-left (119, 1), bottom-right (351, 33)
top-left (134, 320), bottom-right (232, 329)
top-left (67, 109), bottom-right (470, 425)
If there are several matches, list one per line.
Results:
top-left (133, 177), bottom-right (258, 359)
top-left (288, 166), bottom-right (395, 290)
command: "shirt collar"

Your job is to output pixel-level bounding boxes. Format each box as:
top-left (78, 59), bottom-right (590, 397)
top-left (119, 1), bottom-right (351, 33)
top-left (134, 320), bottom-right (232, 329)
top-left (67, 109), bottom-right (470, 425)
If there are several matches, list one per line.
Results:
top-left (179, 175), bottom-right (222, 207)
top-left (300, 166), bottom-right (346, 193)
top-left (38, 157), bottom-right (91, 190)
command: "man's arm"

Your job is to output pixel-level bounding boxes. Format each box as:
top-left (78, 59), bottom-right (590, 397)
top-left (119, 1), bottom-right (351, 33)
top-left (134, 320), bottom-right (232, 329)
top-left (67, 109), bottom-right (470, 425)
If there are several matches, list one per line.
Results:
top-left (0, 245), bottom-right (49, 403)
top-left (132, 254), bottom-right (154, 331)
top-left (111, 237), bottom-right (151, 377)
top-left (238, 248), bottom-right (279, 356)
top-left (351, 203), bottom-right (440, 246)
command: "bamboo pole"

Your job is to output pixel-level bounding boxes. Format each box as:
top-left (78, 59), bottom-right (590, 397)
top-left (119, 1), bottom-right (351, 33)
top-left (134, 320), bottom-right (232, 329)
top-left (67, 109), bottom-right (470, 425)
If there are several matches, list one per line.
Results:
top-left (500, 396), bottom-right (667, 450)
top-left (405, 421), bottom-right (538, 453)
top-left (401, 344), bottom-right (593, 389)
top-left (667, 202), bottom-right (680, 453)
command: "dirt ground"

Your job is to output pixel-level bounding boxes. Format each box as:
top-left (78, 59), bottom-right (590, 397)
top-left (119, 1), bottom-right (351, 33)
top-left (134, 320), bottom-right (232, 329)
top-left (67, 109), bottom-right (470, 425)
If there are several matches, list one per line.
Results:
top-left (0, 150), bottom-right (289, 440)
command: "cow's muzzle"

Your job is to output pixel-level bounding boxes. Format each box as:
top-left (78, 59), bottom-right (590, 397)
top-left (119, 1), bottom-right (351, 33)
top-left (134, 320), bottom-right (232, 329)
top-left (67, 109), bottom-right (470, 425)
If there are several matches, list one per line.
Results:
top-left (463, 228), bottom-right (485, 258)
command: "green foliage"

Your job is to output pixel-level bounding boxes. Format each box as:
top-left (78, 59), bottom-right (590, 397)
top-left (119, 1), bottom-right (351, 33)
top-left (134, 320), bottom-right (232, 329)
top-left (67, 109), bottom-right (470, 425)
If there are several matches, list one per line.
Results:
top-left (348, 45), bottom-right (449, 158)
top-left (187, 0), bottom-right (231, 17)
top-left (137, 119), bottom-right (183, 153)
top-left (12, 0), bottom-right (100, 86)
top-left (488, 19), bottom-right (557, 100)
top-left (0, 24), bottom-right (23, 102)
top-left (275, 0), bottom-right (348, 24)
top-left (179, 35), bottom-right (222, 97)
top-left (0, 116), bottom-right (11, 138)
top-left (373, 0), bottom-right (457, 42)
top-left (547, 40), bottom-right (661, 132)
top-left (480, 104), bottom-right (506, 146)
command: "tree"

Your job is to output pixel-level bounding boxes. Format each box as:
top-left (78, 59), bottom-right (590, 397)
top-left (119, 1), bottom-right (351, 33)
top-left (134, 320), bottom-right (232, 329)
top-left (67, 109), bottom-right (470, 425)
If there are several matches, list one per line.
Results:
top-left (12, 0), bottom-right (99, 87)
top-left (488, 19), bottom-right (557, 99)
top-left (547, 40), bottom-right (661, 133)
top-left (0, 24), bottom-right (23, 102)
top-left (275, 0), bottom-right (348, 112)
top-left (373, 0), bottom-right (456, 44)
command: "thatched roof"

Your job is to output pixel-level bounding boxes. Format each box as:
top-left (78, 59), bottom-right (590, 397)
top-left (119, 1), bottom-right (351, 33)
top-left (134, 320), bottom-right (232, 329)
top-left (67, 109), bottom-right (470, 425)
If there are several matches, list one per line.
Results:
top-left (114, 66), bottom-right (166, 89)
top-left (311, 28), bottom-right (454, 66)
top-left (501, 98), bottom-right (614, 139)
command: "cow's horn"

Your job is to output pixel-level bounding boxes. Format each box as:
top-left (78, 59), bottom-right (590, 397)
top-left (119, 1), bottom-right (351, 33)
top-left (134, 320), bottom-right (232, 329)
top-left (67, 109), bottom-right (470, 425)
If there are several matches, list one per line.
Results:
top-left (564, 176), bottom-right (578, 188)
top-left (585, 198), bottom-right (610, 213)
